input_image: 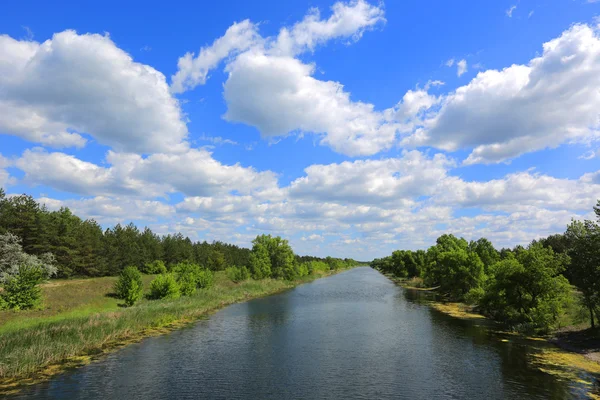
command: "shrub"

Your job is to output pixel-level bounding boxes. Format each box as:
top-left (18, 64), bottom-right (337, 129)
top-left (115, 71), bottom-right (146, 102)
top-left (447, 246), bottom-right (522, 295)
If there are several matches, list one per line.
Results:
top-left (149, 273), bottom-right (180, 300)
top-left (141, 260), bottom-right (167, 275)
top-left (177, 271), bottom-right (198, 296)
top-left (1, 264), bottom-right (46, 310)
top-left (226, 266), bottom-right (250, 283)
top-left (296, 263), bottom-right (309, 277)
top-left (196, 269), bottom-right (214, 289)
top-left (114, 266), bottom-right (144, 306)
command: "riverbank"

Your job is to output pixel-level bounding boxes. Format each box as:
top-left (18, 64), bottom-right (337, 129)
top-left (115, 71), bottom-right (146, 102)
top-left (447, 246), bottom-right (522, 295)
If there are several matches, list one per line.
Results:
top-left (0, 268), bottom-right (350, 394)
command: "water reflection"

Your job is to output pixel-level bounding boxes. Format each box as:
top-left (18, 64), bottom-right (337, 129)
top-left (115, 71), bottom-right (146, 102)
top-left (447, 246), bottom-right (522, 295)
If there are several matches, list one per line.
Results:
top-left (9, 267), bottom-right (599, 399)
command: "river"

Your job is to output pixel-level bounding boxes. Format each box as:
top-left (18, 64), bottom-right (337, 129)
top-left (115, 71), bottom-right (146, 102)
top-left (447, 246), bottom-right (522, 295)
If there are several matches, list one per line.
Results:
top-left (10, 267), bottom-right (600, 399)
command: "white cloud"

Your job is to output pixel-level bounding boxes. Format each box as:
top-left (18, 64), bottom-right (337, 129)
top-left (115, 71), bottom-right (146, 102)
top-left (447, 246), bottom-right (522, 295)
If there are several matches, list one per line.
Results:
top-left (14, 148), bottom-right (278, 198)
top-left (0, 155), bottom-right (14, 188)
top-left (506, 5), bottom-right (517, 17)
top-left (172, 0), bottom-right (390, 156)
top-left (456, 59), bottom-right (468, 77)
top-left (170, 20), bottom-right (260, 94)
top-left (271, 0), bottom-right (385, 56)
top-left (0, 31), bottom-right (188, 153)
top-left (289, 150), bottom-right (453, 205)
top-left (404, 24), bottom-right (600, 164)
top-left (223, 51), bottom-right (398, 156)
top-left (39, 196), bottom-right (175, 224)
top-left (445, 58), bottom-right (455, 67)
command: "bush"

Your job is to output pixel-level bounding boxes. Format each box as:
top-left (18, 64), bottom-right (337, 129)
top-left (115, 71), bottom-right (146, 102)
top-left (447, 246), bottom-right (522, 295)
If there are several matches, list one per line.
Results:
top-left (1, 264), bottom-right (46, 310)
top-left (140, 260), bottom-right (167, 275)
top-left (177, 270), bottom-right (198, 296)
top-left (149, 273), bottom-right (180, 300)
top-left (226, 266), bottom-right (250, 283)
top-left (114, 266), bottom-right (144, 306)
top-left (196, 269), bottom-right (214, 289)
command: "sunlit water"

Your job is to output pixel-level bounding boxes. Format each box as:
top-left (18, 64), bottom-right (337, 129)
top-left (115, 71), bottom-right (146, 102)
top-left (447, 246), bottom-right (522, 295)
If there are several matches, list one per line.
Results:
top-left (11, 267), bottom-right (600, 399)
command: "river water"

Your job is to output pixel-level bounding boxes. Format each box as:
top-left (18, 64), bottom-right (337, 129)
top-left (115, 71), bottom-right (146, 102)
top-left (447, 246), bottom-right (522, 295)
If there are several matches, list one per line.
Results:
top-left (11, 267), bottom-right (600, 399)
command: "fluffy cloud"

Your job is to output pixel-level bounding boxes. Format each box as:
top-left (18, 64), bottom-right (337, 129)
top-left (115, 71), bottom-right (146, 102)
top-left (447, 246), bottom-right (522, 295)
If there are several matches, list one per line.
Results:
top-left (20, 148), bottom-right (600, 258)
top-left (170, 20), bottom-right (260, 94)
top-left (15, 148), bottom-right (278, 198)
top-left (271, 0), bottom-right (385, 56)
top-left (405, 24), bottom-right (600, 164)
top-left (223, 52), bottom-right (398, 156)
top-left (0, 155), bottom-right (14, 188)
top-left (39, 196), bottom-right (175, 224)
top-left (172, 0), bottom-right (391, 156)
top-left (289, 151), bottom-right (453, 204)
top-left (0, 31), bottom-right (188, 153)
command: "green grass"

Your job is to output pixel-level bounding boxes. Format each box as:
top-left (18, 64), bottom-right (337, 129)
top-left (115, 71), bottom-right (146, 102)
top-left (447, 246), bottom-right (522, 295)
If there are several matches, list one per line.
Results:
top-left (0, 269), bottom-right (345, 390)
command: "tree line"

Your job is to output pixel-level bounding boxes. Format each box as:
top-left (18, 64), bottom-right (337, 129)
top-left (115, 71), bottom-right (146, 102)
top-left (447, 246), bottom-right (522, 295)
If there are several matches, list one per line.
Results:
top-left (0, 189), bottom-right (356, 278)
top-left (0, 189), bottom-right (358, 309)
top-left (372, 201), bottom-right (600, 333)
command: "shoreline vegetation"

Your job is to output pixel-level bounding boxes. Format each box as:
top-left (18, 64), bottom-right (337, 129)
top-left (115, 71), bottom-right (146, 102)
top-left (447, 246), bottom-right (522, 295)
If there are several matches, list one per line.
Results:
top-left (371, 200), bottom-right (600, 390)
top-left (0, 267), bottom-right (352, 395)
top-left (389, 276), bottom-right (600, 385)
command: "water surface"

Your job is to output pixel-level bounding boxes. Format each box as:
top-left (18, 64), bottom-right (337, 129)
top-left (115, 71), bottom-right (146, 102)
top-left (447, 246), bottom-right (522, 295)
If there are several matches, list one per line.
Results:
top-left (12, 267), bottom-right (600, 399)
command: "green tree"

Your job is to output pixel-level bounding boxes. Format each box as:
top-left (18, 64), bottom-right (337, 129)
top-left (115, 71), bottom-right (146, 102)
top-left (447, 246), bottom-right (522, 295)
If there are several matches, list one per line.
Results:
top-left (480, 243), bottom-right (570, 332)
top-left (114, 266), bottom-right (144, 306)
top-left (248, 242), bottom-right (272, 279)
top-left (1, 264), bottom-right (48, 310)
top-left (469, 238), bottom-right (499, 272)
top-left (207, 249), bottom-right (226, 271)
top-left (565, 219), bottom-right (600, 328)
top-left (424, 246), bottom-right (485, 300)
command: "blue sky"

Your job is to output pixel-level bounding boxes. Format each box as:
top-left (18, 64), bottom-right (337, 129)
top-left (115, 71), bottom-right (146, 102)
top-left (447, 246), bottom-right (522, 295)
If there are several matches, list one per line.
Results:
top-left (0, 0), bottom-right (599, 259)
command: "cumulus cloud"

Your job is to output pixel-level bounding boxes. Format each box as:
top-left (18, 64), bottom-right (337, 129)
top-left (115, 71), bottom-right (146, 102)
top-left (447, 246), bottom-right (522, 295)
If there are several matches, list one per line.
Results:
top-left (18, 148), bottom-right (600, 258)
top-left (289, 151), bottom-right (453, 205)
top-left (403, 24), bottom-right (600, 164)
top-left (170, 20), bottom-right (260, 94)
top-left (0, 31), bottom-right (188, 153)
top-left (15, 148), bottom-right (278, 198)
top-left (171, 0), bottom-right (391, 156)
top-left (0, 155), bottom-right (14, 188)
top-left (223, 52), bottom-right (398, 156)
top-left (38, 196), bottom-right (175, 224)
top-left (271, 0), bottom-right (385, 56)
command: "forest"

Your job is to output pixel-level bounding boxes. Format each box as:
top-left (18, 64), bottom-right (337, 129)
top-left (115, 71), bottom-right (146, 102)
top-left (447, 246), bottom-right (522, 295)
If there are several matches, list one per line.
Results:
top-left (372, 201), bottom-right (600, 334)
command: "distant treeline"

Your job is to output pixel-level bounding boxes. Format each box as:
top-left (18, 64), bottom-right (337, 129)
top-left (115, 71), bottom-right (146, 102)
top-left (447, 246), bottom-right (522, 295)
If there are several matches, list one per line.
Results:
top-left (0, 189), bottom-right (358, 278)
top-left (372, 201), bottom-right (600, 333)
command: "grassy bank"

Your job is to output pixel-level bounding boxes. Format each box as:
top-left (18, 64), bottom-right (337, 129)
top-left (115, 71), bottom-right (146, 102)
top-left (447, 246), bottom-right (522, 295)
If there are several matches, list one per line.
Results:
top-left (0, 269), bottom-right (347, 394)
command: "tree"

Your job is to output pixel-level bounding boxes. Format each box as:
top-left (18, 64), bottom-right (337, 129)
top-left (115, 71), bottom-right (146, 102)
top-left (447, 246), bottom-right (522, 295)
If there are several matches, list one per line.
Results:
top-left (0, 233), bottom-right (56, 283)
top-left (424, 246), bottom-right (485, 300)
top-left (565, 219), bottom-right (600, 328)
top-left (479, 243), bottom-right (570, 332)
top-left (469, 238), bottom-right (499, 272)
top-left (259, 235), bottom-right (295, 278)
top-left (114, 266), bottom-right (144, 306)
top-left (1, 264), bottom-right (48, 310)
top-left (248, 242), bottom-right (272, 279)
top-left (207, 249), bottom-right (226, 271)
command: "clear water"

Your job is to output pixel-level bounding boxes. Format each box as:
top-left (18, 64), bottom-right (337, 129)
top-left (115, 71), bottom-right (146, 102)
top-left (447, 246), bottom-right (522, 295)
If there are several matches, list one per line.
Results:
top-left (11, 267), bottom-right (600, 399)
